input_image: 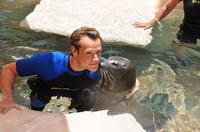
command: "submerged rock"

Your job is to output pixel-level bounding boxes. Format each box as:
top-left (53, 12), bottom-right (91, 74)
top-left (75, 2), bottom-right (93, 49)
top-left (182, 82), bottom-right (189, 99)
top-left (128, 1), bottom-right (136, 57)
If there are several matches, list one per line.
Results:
top-left (129, 59), bottom-right (186, 130)
top-left (43, 96), bottom-right (77, 113)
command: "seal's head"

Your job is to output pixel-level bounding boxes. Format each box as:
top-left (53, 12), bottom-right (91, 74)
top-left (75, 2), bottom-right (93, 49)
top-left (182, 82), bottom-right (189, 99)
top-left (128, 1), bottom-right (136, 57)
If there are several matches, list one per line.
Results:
top-left (100, 56), bottom-right (136, 92)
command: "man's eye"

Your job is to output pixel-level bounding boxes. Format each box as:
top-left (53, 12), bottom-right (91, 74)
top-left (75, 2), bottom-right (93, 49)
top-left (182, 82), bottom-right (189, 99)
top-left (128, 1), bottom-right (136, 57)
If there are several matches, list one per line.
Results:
top-left (86, 52), bottom-right (92, 55)
top-left (97, 51), bottom-right (101, 55)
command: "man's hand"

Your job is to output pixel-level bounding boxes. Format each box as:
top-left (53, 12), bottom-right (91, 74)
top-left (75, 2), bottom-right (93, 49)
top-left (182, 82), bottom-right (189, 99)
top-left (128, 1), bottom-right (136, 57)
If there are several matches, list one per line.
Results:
top-left (0, 62), bottom-right (20, 114)
top-left (0, 98), bottom-right (21, 114)
top-left (132, 21), bottom-right (153, 30)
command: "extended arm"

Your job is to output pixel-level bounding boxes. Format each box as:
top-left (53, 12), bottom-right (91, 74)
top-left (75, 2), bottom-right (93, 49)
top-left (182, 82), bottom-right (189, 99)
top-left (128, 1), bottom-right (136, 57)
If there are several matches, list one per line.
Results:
top-left (0, 62), bottom-right (21, 114)
top-left (132, 0), bottom-right (181, 29)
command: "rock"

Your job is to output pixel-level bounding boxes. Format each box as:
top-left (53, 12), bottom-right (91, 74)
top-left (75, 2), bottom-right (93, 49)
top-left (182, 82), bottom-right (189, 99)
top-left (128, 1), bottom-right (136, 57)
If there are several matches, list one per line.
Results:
top-left (42, 96), bottom-right (77, 113)
top-left (129, 59), bottom-right (186, 130)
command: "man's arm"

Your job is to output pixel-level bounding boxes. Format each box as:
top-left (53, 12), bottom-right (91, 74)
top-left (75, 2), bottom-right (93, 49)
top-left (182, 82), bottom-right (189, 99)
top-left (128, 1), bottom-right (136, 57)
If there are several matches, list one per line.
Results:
top-left (132, 0), bottom-right (181, 29)
top-left (0, 62), bottom-right (21, 114)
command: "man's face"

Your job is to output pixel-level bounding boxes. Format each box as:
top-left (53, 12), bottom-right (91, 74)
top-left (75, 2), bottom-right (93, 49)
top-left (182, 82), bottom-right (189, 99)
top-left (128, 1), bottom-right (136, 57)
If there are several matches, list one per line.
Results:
top-left (73, 36), bottom-right (102, 71)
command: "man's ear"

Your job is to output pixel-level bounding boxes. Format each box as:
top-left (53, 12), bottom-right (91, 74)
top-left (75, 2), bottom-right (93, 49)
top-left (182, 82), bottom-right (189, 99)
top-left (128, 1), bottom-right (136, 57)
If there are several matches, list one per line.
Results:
top-left (71, 46), bottom-right (78, 56)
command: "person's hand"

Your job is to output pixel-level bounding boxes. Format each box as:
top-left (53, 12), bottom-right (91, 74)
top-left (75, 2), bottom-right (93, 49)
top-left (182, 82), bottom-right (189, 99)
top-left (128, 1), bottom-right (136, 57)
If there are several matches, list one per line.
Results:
top-left (125, 79), bottom-right (140, 99)
top-left (0, 98), bottom-right (21, 114)
top-left (132, 21), bottom-right (155, 30)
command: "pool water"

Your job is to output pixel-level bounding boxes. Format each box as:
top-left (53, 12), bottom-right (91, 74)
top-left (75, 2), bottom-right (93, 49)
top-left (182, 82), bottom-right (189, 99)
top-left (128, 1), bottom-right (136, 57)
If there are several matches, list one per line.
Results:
top-left (0, 0), bottom-right (200, 131)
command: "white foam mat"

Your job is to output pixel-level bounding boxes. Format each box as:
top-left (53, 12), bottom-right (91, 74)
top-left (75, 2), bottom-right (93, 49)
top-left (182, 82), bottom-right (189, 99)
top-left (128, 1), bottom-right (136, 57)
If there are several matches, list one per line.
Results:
top-left (21, 0), bottom-right (158, 46)
top-left (0, 108), bottom-right (145, 132)
top-left (65, 110), bottom-right (146, 132)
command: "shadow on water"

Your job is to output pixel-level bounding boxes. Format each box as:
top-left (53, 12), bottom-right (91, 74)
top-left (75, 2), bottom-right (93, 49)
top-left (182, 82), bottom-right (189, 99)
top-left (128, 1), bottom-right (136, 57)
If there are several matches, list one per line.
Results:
top-left (1, 1), bottom-right (200, 132)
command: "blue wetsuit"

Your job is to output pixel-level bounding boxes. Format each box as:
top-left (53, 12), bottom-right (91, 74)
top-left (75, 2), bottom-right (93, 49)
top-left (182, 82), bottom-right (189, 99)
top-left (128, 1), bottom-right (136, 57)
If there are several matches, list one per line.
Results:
top-left (16, 51), bottom-right (101, 110)
top-left (16, 51), bottom-right (101, 88)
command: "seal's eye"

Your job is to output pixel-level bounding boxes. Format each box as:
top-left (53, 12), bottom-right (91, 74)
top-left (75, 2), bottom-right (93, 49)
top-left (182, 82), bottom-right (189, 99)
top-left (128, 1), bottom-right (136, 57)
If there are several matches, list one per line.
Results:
top-left (111, 62), bottom-right (119, 67)
top-left (109, 60), bottom-right (119, 67)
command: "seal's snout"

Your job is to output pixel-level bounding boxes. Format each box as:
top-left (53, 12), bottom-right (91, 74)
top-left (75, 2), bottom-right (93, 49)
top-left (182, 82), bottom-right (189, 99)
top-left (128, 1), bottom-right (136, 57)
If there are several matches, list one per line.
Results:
top-left (100, 57), bottom-right (107, 66)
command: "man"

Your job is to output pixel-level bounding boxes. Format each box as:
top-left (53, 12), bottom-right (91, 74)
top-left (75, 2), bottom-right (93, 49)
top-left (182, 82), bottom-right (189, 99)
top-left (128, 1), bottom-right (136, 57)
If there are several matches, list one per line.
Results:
top-left (0, 27), bottom-right (102, 113)
top-left (0, 26), bottom-right (139, 113)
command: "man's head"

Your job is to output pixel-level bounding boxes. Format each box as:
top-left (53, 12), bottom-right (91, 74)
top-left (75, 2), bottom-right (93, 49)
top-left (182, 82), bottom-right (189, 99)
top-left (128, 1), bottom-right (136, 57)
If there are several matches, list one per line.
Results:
top-left (70, 27), bottom-right (102, 71)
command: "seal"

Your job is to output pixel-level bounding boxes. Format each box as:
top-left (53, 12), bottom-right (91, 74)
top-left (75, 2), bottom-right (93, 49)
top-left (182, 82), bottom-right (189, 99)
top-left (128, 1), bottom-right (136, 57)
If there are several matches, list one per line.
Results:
top-left (75, 56), bottom-right (136, 111)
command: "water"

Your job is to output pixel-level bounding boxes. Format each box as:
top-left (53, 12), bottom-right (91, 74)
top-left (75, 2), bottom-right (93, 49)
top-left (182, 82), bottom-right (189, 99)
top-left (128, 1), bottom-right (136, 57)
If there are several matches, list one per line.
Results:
top-left (0, 1), bottom-right (200, 131)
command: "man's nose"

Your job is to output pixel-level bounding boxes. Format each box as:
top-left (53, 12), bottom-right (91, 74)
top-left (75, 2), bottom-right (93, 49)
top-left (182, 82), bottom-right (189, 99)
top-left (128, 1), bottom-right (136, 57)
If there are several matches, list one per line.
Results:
top-left (92, 54), bottom-right (100, 61)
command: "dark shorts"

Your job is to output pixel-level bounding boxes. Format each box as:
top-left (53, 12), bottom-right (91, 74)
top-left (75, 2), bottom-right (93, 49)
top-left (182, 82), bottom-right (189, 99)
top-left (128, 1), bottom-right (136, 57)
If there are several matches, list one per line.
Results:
top-left (176, 24), bottom-right (200, 44)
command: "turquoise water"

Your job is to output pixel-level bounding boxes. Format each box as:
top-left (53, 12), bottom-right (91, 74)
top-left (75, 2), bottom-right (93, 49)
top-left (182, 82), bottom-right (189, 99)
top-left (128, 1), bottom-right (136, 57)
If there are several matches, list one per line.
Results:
top-left (1, 0), bottom-right (200, 131)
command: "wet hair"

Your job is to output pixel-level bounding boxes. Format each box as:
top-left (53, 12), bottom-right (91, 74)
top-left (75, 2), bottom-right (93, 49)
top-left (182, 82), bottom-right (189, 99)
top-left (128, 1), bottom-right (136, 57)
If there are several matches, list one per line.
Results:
top-left (70, 26), bottom-right (102, 50)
